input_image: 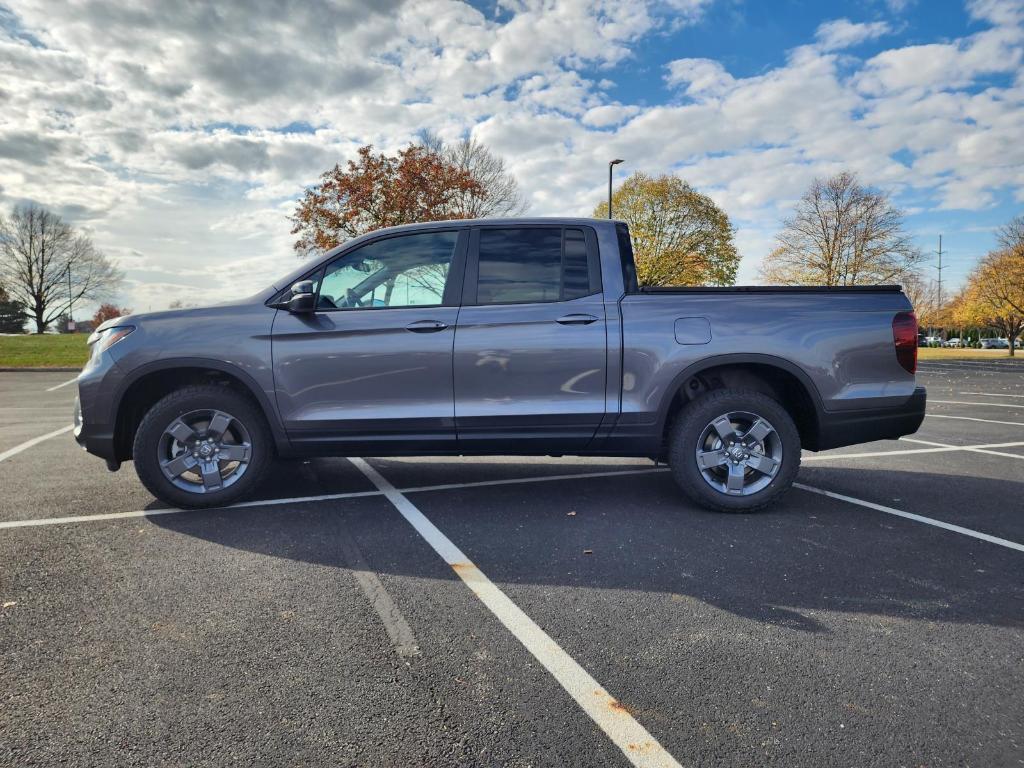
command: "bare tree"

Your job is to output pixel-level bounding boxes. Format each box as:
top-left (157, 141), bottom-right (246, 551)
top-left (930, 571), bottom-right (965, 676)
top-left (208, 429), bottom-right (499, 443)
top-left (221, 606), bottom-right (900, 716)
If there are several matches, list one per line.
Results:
top-left (997, 213), bottom-right (1024, 253)
top-left (900, 270), bottom-right (938, 324)
top-left (418, 131), bottom-right (526, 218)
top-left (761, 171), bottom-right (923, 286)
top-left (0, 204), bottom-right (122, 333)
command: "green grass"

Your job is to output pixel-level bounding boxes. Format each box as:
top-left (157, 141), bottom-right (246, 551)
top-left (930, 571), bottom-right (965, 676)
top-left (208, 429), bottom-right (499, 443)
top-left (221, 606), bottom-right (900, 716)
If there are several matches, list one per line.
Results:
top-left (0, 334), bottom-right (90, 368)
top-left (918, 347), bottom-right (1019, 361)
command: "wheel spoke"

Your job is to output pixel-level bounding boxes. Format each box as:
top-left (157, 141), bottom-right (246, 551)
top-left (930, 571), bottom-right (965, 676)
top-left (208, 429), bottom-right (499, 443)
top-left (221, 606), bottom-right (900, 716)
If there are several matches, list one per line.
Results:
top-left (697, 449), bottom-right (727, 469)
top-left (200, 461), bottom-right (222, 491)
top-left (166, 419), bottom-right (196, 444)
top-left (206, 411), bottom-right (232, 440)
top-left (743, 418), bottom-right (773, 443)
top-left (218, 443), bottom-right (250, 462)
top-left (745, 453), bottom-right (779, 476)
top-left (161, 454), bottom-right (197, 478)
top-left (710, 416), bottom-right (735, 441)
top-left (726, 463), bottom-right (746, 493)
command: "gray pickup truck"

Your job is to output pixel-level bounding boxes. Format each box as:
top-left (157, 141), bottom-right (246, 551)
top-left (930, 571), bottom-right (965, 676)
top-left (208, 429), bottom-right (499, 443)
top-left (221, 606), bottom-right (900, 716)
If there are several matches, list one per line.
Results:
top-left (75, 218), bottom-right (926, 512)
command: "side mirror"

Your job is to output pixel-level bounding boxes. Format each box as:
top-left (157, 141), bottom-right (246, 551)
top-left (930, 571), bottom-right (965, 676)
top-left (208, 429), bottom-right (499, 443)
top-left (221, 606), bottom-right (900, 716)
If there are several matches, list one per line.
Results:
top-left (287, 280), bottom-right (315, 313)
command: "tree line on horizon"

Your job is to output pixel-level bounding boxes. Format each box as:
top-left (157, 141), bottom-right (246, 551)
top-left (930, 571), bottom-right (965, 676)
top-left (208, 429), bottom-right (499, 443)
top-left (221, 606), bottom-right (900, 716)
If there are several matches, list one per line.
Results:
top-left (2, 135), bottom-right (1019, 349)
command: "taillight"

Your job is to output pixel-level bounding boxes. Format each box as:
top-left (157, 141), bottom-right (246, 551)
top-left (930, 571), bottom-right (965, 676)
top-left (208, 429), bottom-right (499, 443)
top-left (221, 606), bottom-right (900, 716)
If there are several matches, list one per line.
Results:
top-left (892, 311), bottom-right (918, 374)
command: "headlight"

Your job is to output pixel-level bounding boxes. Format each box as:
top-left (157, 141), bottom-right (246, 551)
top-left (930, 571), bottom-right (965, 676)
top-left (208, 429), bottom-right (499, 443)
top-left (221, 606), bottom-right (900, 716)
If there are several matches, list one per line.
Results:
top-left (88, 325), bottom-right (135, 356)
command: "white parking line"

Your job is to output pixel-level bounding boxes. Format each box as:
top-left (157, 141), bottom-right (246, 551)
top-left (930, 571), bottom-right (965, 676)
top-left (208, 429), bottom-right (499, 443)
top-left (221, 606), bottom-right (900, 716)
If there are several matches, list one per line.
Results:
top-left (0, 488), bottom-right (385, 529)
top-left (402, 466), bottom-right (667, 494)
top-left (802, 440), bottom-right (1024, 462)
top-left (960, 392), bottom-right (1024, 398)
top-left (930, 399), bottom-right (1024, 409)
top-left (0, 467), bottom-right (668, 529)
top-left (0, 424), bottom-right (74, 464)
top-left (926, 414), bottom-right (1024, 427)
top-left (44, 376), bottom-right (79, 392)
top-left (901, 437), bottom-right (1024, 460)
top-left (794, 483), bottom-right (1024, 553)
top-left (349, 457), bottom-right (683, 768)
top-left (336, 520), bottom-right (420, 659)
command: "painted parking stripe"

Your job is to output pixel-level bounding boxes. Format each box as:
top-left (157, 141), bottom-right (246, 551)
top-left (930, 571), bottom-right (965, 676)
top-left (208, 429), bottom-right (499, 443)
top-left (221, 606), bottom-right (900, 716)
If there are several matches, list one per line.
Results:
top-left (901, 437), bottom-right (1024, 460)
top-left (959, 392), bottom-right (1024, 398)
top-left (925, 414), bottom-right (1024, 427)
top-left (349, 457), bottom-right (683, 768)
top-left (0, 424), bottom-right (74, 464)
top-left (402, 466), bottom-right (667, 494)
top-left (802, 439), bottom-right (1024, 462)
top-left (795, 483), bottom-right (1024, 553)
top-left (336, 519), bottom-right (420, 659)
top-left (930, 399), bottom-right (1024, 409)
top-left (0, 467), bottom-right (668, 529)
top-left (44, 376), bottom-right (79, 392)
top-left (0, 489), bottom-right (384, 529)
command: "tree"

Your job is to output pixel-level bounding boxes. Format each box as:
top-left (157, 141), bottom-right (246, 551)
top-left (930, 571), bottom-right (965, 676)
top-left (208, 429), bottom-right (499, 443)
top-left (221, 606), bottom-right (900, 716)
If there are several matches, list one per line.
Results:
top-left (0, 284), bottom-right (25, 333)
top-left (761, 171), bottom-right (922, 286)
top-left (997, 213), bottom-right (1024, 252)
top-left (291, 145), bottom-right (484, 256)
top-left (92, 303), bottom-right (132, 326)
top-left (592, 172), bottom-right (739, 286)
top-left (418, 131), bottom-right (526, 218)
top-left (900, 271), bottom-right (938, 326)
top-left (0, 204), bottom-right (122, 333)
top-left (963, 246), bottom-right (1024, 356)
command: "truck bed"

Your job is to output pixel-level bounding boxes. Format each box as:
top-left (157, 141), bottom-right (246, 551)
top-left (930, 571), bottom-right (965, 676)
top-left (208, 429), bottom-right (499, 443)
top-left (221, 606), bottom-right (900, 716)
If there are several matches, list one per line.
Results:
top-left (638, 285), bottom-right (904, 294)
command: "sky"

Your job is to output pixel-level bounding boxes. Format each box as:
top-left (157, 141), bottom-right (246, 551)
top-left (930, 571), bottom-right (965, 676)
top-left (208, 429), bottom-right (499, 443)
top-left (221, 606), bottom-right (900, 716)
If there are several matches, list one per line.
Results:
top-left (0, 0), bottom-right (1022, 314)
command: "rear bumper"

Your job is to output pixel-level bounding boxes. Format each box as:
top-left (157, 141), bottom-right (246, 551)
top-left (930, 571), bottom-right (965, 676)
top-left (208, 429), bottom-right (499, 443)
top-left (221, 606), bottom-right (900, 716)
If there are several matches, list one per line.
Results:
top-left (812, 386), bottom-right (926, 451)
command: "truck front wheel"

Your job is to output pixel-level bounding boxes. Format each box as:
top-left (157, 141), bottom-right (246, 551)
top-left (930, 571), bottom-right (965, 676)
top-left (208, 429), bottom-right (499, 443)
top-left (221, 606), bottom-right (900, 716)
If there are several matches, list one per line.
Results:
top-left (132, 385), bottom-right (271, 509)
top-left (668, 389), bottom-right (801, 512)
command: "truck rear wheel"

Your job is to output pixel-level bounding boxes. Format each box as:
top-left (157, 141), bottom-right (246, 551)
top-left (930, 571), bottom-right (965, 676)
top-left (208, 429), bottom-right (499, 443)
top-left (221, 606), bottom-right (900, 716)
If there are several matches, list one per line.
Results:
top-left (133, 385), bottom-right (271, 509)
top-left (668, 389), bottom-right (800, 512)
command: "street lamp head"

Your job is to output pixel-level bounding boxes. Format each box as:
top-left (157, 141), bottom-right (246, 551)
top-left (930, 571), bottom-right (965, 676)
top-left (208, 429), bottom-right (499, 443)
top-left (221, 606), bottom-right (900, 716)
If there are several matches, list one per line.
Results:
top-left (609, 158), bottom-right (624, 166)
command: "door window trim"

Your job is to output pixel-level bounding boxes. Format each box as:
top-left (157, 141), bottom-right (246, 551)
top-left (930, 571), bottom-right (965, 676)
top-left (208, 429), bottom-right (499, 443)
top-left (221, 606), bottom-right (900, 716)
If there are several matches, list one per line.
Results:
top-left (462, 225), bottom-right (603, 307)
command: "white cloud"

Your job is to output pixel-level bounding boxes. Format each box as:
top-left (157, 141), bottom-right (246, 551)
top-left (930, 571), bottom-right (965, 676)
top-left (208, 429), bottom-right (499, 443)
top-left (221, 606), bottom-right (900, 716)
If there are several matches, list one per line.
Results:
top-left (0, 0), bottom-right (1021, 308)
top-left (814, 19), bottom-right (891, 51)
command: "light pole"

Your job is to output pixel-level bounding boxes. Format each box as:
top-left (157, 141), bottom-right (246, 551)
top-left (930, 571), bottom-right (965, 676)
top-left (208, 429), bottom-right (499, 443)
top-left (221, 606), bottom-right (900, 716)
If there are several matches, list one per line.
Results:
top-left (66, 264), bottom-right (75, 333)
top-left (608, 159), bottom-right (624, 218)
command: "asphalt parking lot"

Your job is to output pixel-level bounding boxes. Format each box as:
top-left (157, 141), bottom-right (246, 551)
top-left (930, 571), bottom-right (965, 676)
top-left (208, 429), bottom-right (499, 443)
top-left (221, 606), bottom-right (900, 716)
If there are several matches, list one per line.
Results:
top-left (1, 362), bottom-right (1022, 767)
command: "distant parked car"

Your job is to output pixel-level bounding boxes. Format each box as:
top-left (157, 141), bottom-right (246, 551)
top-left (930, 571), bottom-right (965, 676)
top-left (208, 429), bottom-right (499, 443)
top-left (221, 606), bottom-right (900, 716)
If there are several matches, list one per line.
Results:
top-left (980, 338), bottom-right (1009, 349)
top-left (925, 336), bottom-right (943, 346)
top-left (944, 338), bottom-right (962, 348)
top-left (918, 333), bottom-right (927, 347)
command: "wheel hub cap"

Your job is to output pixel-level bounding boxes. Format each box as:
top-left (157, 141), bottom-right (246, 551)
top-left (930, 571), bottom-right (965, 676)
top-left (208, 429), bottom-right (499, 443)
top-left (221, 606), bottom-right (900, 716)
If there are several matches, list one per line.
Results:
top-left (158, 409), bottom-right (252, 494)
top-left (695, 410), bottom-right (783, 497)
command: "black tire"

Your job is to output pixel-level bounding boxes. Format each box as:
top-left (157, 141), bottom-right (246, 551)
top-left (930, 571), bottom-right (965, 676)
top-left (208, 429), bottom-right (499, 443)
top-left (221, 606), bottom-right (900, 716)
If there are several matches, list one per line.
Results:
top-left (133, 385), bottom-right (271, 509)
top-left (668, 388), bottom-right (800, 513)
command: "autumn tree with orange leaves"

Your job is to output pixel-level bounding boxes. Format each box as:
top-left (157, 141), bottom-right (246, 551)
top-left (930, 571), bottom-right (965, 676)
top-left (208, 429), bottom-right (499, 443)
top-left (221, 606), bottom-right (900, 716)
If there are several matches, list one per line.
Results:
top-left (291, 145), bottom-right (484, 256)
top-left (92, 303), bottom-right (132, 326)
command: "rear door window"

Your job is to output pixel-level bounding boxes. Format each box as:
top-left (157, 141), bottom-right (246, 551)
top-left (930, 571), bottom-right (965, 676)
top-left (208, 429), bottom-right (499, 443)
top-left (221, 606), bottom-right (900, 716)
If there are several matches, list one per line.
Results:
top-left (475, 227), bottom-right (596, 305)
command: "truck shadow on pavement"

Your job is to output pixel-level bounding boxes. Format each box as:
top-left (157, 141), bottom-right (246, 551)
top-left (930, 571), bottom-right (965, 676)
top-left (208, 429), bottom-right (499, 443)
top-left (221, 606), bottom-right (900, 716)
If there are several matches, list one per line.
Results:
top-left (146, 460), bottom-right (1024, 634)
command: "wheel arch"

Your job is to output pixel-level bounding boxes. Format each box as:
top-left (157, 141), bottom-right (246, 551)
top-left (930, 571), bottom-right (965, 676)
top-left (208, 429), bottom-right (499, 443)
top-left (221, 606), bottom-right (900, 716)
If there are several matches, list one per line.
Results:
top-left (657, 354), bottom-right (825, 452)
top-left (112, 358), bottom-right (289, 461)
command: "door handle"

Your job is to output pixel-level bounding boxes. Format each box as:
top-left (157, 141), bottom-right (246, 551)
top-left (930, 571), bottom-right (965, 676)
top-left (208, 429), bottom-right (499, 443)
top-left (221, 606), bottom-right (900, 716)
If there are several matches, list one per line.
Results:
top-left (555, 314), bottom-right (599, 325)
top-left (405, 319), bottom-right (449, 333)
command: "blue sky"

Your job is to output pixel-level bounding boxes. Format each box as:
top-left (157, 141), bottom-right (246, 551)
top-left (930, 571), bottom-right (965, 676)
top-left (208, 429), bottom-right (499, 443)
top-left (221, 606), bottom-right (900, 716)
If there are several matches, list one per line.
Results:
top-left (0, 0), bottom-right (1021, 310)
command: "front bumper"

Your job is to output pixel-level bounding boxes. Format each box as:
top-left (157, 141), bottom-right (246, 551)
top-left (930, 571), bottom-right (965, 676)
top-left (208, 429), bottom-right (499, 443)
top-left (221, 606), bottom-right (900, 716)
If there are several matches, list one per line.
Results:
top-left (74, 393), bottom-right (118, 461)
top-left (812, 386), bottom-right (927, 451)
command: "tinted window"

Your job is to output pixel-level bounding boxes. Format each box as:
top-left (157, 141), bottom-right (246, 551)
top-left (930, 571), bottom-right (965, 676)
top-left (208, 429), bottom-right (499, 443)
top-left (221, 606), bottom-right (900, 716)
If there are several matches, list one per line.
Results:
top-left (476, 228), bottom-right (595, 305)
top-left (315, 231), bottom-right (458, 310)
top-left (562, 229), bottom-right (590, 300)
top-left (616, 223), bottom-right (638, 293)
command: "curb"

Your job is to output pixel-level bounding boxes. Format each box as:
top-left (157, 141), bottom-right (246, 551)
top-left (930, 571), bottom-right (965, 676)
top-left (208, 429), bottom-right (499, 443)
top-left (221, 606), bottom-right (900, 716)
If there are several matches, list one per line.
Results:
top-left (0, 367), bottom-right (81, 373)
